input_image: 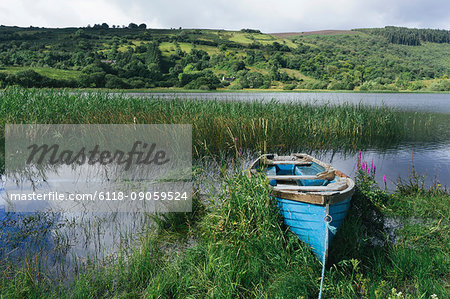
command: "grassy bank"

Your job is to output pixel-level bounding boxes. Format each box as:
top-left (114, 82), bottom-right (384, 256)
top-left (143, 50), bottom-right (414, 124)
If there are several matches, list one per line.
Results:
top-left (1, 169), bottom-right (448, 298)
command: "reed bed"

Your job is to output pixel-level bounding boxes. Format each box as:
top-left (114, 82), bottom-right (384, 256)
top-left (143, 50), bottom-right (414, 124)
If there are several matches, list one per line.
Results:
top-left (0, 87), bottom-right (439, 161)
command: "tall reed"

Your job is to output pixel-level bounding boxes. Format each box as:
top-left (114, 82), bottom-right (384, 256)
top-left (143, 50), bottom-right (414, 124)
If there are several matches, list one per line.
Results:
top-left (0, 87), bottom-right (440, 162)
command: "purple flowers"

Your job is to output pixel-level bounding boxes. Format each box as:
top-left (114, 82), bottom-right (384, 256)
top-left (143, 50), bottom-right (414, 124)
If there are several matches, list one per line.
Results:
top-left (356, 151), bottom-right (376, 176)
top-left (357, 150), bottom-right (362, 169)
top-left (357, 150), bottom-right (387, 189)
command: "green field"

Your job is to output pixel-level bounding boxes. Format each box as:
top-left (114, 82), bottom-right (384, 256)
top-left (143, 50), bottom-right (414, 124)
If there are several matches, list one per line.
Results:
top-left (0, 66), bottom-right (81, 80)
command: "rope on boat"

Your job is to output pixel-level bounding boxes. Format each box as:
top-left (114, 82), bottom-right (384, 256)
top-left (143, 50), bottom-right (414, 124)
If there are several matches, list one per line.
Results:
top-left (318, 210), bottom-right (337, 299)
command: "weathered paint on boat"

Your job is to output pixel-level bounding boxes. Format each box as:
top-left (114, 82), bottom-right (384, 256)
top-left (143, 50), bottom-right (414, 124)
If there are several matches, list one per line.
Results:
top-left (276, 196), bottom-right (351, 261)
top-left (250, 153), bottom-right (355, 262)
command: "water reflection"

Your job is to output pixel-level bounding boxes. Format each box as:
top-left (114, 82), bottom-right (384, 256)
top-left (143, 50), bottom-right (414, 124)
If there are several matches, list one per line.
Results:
top-left (0, 205), bottom-right (155, 280)
top-left (308, 143), bottom-right (450, 191)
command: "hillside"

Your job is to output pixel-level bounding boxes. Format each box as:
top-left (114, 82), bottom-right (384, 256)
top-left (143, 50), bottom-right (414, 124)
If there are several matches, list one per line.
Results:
top-left (0, 25), bottom-right (449, 91)
top-left (270, 30), bottom-right (358, 38)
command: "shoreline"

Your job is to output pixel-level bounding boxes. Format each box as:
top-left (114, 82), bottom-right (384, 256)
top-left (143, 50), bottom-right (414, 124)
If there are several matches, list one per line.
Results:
top-left (2, 87), bottom-right (449, 94)
top-left (77, 87), bottom-right (450, 94)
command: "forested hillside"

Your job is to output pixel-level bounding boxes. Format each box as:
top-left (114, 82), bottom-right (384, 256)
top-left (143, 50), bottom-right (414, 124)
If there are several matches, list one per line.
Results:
top-left (0, 25), bottom-right (449, 91)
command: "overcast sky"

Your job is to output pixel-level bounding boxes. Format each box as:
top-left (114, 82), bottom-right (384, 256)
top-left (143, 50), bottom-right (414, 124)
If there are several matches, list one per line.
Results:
top-left (0, 0), bottom-right (449, 32)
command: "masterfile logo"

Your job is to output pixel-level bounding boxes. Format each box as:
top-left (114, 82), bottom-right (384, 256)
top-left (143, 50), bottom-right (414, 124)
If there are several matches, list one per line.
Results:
top-left (4, 124), bottom-right (192, 213)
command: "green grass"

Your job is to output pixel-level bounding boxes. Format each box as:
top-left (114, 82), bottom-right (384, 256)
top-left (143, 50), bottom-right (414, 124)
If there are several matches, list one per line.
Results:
top-left (279, 67), bottom-right (317, 82)
top-left (1, 170), bottom-right (447, 298)
top-left (386, 169), bottom-right (450, 219)
top-left (0, 66), bottom-right (81, 80)
top-left (228, 31), bottom-right (279, 46)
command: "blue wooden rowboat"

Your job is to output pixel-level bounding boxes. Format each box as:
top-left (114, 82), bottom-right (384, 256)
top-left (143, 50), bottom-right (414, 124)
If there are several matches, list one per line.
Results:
top-left (249, 154), bottom-right (355, 262)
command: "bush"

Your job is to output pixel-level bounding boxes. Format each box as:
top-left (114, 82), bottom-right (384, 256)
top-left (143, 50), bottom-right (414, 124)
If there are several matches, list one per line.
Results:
top-left (408, 81), bottom-right (426, 91)
top-left (429, 80), bottom-right (450, 91)
top-left (126, 78), bottom-right (146, 89)
top-left (299, 80), bottom-right (328, 90)
top-left (79, 71), bottom-right (106, 88)
top-left (183, 72), bottom-right (220, 90)
top-left (359, 81), bottom-right (397, 91)
top-left (228, 83), bottom-right (243, 90)
top-left (240, 71), bottom-right (265, 88)
top-left (327, 81), bottom-right (355, 90)
top-left (282, 83), bottom-right (296, 90)
top-left (240, 29), bottom-right (261, 34)
top-left (0, 69), bottom-right (77, 88)
top-left (14, 69), bottom-right (44, 87)
top-left (105, 74), bottom-right (129, 89)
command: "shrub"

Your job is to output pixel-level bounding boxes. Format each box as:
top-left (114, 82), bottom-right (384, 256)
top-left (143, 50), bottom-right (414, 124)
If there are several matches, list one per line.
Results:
top-left (240, 71), bottom-right (265, 88)
top-left (282, 83), bottom-right (296, 90)
top-left (429, 80), bottom-right (450, 91)
top-left (327, 81), bottom-right (355, 90)
top-left (105, 74), bottom-right (129, 89)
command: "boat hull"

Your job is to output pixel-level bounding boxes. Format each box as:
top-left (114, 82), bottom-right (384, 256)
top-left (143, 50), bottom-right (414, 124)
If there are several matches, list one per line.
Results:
top-left (250, 153), bottom-right (355, 261)
top-left (276, 196), bottom-right (352, 261)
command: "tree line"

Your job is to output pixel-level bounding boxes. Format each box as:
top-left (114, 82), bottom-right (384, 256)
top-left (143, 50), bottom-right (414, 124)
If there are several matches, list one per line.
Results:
top-left (362, 26), bottom-right (450, 46)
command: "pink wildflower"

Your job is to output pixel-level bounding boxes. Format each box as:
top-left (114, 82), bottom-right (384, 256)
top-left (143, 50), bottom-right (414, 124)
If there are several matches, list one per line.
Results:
top-left (357, 150), bottom-right (362, 169)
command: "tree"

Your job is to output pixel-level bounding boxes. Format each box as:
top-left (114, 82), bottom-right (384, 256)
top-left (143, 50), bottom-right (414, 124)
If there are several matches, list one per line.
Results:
top-left (128, 23), bottom-right (138, 29)
top-left (105, 74), bottom-right (129, 89)
top-left (14, 69), bottom-right (44, 87)
top-left (146, 42), bottom-right (162, 70)
top-left (240, 71), bottom-right (265, 88)
top-left (240, 29), bottom-right (261, 34)
top-left (138, 23), bottom-right (147, 29)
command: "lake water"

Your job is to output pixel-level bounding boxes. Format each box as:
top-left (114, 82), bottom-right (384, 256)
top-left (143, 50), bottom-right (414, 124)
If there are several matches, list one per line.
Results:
top-left (128, 91), bottom-right (450, 113)
top-left (1, 92), bottom-right (449, 279)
